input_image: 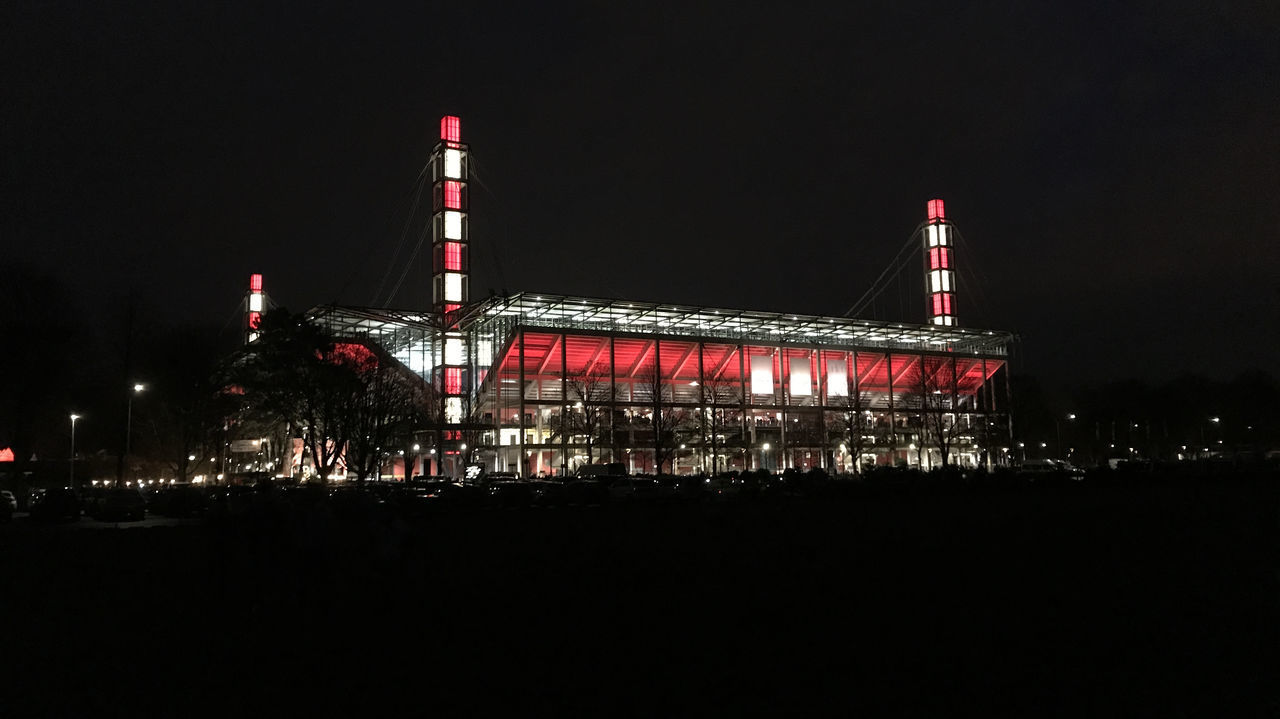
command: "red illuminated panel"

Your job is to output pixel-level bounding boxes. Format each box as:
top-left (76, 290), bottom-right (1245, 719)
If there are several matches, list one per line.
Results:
top-left (444, 303), bottom-right (461, 314)
top-left (444, 242), bottom-right (462, 271)
top-left (444, 181), bottom-right (462, 209)
top-left (250, 273), bottom-right (263, 292)
top-left (248, 311), bottom-right (261, 329)
top-left (0, 447), bottom-right (13, 462)
top-left (931, 294), bottom-right (942, 316)
top-left (445, 367), bottom-right (461, 394)
top-left (942, 293), bottom-right (953, 315)
top-left (927, 198), bottom-right (946, 221)
top-left (441, 115), bottom-right (461, 143)
top-left (929, 247), bottom-right (951, 269)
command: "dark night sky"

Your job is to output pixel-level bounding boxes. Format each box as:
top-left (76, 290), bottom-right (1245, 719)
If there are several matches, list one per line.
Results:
top-left (5, 1), bottom-right (1278, 387)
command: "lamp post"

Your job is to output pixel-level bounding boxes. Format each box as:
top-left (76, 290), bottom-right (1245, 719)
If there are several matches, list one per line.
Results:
top-left (119, 383), bottom-right (145, 486)
top-left (69, 413), bottom-right (80, 490)
top-left (1056, 413), bottom-right (1076, 462)
top-left (762, 442), bottom-right (771, 472)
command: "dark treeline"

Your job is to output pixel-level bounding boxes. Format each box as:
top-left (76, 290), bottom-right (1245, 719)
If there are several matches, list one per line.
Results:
top-left (1011, 370), bottom-right (1279, 465)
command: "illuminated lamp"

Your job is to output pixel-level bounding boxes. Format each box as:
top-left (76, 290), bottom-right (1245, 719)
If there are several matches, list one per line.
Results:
top-left (441, 115), bottom-right (461, 143)
top-left (444, 181), bottom-right (462, 210)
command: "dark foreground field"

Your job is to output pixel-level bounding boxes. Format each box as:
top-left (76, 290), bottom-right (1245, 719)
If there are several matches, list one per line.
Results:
top-left (4, 476), bottom-right (1278, 716)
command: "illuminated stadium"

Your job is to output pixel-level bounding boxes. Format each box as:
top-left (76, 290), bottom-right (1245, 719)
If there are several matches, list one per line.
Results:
top-left (251, 116), bottom-right (1015, 479)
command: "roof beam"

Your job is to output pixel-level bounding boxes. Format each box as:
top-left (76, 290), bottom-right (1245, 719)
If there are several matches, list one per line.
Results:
top-left (625, 341), bottom-right (655, 378)
top-left (536, 335), bottom-right (562, 375)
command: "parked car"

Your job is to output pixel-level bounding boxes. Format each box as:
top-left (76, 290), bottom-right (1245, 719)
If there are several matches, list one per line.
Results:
top-left (528, 480), bottom-right (567, 507)
top-left (151, 484), bottom-right (208, 517)
top-left (91, 488), bottom-right (147, 521)
top-left (608, 477), bottom-right (662, 504)
top-left (564, 479), bottom-right (608, 506)
top-left (486, 481), bottom-right (533, 509)
top-left (704, 475), bottom-right (743, 501)
top-left (29, 488), bottom-right (81, 522)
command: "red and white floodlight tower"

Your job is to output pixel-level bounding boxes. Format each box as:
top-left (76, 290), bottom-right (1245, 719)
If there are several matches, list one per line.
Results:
top-left (431, 116), bottom-right (469, 427)
top-left (245, 273), bottom-right (266, 343)
top-left (923, 199), bottom-right (956, 327)
top-left (432, 115), bottom-right (469, 320)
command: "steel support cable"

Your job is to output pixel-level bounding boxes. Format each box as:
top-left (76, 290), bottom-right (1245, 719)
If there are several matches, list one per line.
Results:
top-left (327, 162), bottom-right (431, 310)
top-left (466, 154), bottom-right (511, 296)
top-left (950, 227), bottom-right (993, 325)
top-left (382, 220), bottom-right (431, 307)
top-left (370, 164), bottom-right (430, 306)
top-left (843, 225), bottom-right (925, 318)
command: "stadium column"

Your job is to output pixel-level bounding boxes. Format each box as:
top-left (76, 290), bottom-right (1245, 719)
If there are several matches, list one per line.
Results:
top-left (245, 273), bottom-right (265, 344)
top-left (432, 116), bottom-right (469, 468)
top-left (924, 198), bottom-right (957, 327)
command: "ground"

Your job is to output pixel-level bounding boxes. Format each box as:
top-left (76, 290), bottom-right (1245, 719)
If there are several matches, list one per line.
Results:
top-left (2, 476), bottom-right (1276, 715)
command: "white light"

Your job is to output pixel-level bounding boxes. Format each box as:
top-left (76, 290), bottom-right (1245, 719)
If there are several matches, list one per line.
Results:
top-left (248, 294), bottom-right (263, 312)
top-left (444, 273), bottom-right (463, 303)
top-left (444, 336), bottom-right (465, 365)
top-left (412, 444), bottom-right (420, 451)
top-left (477, 340), bottom-right (493, 366)
top-left (188, 455), bottom-right (196, 461)
top-left (445, 397), bottom-right (463, 424)
top-left (789, 360), bottom-right (811, 397)
top-left (826, 360), bottom-right (848, 397)
top-left (133, 383), bottom-right (145, 393)
top-left (750, 356), bottom-right (773, 395)
top-left (444, 211), bottom-right (463, 240)
top-left (762, 443), bottom-right (771, 451)
top-left (443, 148), bottom-right (462, 179)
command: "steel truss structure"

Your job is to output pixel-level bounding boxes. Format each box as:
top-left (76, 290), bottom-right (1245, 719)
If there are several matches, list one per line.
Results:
top-left (309, 293), bottom-right (1014, 477)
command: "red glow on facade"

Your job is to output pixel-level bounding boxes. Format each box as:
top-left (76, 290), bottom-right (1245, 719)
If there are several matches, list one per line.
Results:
top-left (0, 447), bottom-right (13, 462)
top-left (445, 303), bottom-right (461, 314)
top-left (444, 242), bottom-right (462, 271)
top-left (250, 273), bottom-right (263, 292)
top-left (444, 181), bottom-right (462, 209)
top-left (445, 367), bottom-right (462, 394)
top-left (248, 311), bottom-right (261, 329)
top-left (441, 116), bottom-right (461, 143)
top-left (927, 199), bottom-right (946, 221)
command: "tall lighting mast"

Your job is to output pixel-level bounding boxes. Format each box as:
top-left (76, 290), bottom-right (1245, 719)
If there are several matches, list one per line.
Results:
top-left (431, 116), bottom-right (470, 466)
top-left (246, 273), bottom-right (266, 343)
top-left (924, 199), bottom-right (957, 327)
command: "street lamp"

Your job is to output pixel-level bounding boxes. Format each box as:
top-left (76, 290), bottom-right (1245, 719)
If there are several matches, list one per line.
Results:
top-left (69, 413), bottom-right (80, 490)
top-left (118, 383), bottom-right (146, 486)
top-left (762, 442), bottom-right (771, 472)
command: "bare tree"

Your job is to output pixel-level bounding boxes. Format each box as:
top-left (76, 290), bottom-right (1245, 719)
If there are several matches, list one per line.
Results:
top-left (221, 311), bottom-right (366, 483)
top-left (344, 344), bottom-right (435, 484)
top-left (827, 385), bottom-right (871, 474)
top-left (563, 365), bottom-right (612, 466)
top-left (634, 362), bottom-right (689, 474)
top-left (916, 354), bottom-right (963, 468)
top-left (694, 377), bottom-right (742, 475)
